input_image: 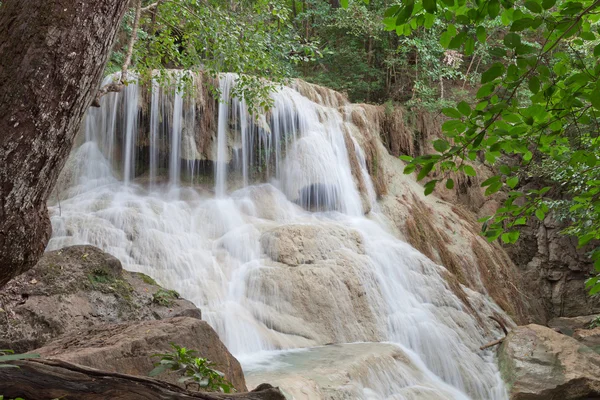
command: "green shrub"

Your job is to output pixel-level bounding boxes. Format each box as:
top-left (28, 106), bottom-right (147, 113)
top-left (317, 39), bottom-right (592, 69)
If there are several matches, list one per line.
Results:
top-left (150, 344), bottom-right (234, 393)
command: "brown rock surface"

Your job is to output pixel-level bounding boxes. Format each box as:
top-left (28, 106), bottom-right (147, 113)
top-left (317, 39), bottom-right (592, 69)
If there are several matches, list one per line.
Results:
top-left (34, 316), bottom-right (247, 392)
top-left (0, 245), bottom-right (200, 353)
top-left (499, 324), bottom-right (600, 399)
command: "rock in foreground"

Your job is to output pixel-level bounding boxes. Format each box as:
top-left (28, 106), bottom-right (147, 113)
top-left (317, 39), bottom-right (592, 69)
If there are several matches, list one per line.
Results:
top-left (499, 324), bottom-right (600, 399)
top-left (34, 316), bottom-right (247, 392)
top-left (0, 245), bottom-right (199, 352)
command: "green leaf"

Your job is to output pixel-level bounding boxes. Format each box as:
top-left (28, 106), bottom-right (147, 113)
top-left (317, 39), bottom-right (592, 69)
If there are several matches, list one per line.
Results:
top-left (399, 155), bottom-right (414, 162)
top-left (524, 0), bottom-right (542, 13)
top-left (476, 26), bottom-right (487, 43)
top-left (384, 5), bottom-right (401, 17)
top-left (418, 162), bottom-right (434, 180)
top-left (535, 208), bottom-right (545, 221)
top-left (477, 83), bottom-right (495, 98)
top-left (594, 44), bottom-right (600, 57)
top-left (464, 37), bottom-right (475, 56)
top-left (463, 165), bottom-right (477, 176)
top-left (396, 0), bottom-right (415, 25)
top-left (528, 76), bottom-right (540, 93)
top-left (442, 107), bottom-right (462, 118)
top-left (341, 0), bottom-right (349, 7)
top-left (423, 0), bottom-right (437, 13)
top-left (433, 139), bottom-right (450, 152)
top-left (457, 101), bottom-right (471, 116)
top-left (591, 89), bottom-right (600, 110)
top-left (446, 178), bottom-right (455, 189)
top-left (485, 181), bottom-right (502, 195)
top-left (542, 0), bottom-right (555, 9)
top-left (424, 180), bottom-right (437, 195)
top-left (481, 176), bottom-right (500, 187)
top-left (448, 31), bottom-right (467, 49)
top-left (586, 277), bottom-right (599, 288)
top-left (507, 176), bottom-right (519, 188)
top-left (503, 32), bottom-right (521, 48)
top-left (488, 0), bottom-right (500, 17)
top-left (481, 63), bottom-right (505, 83)
top-left (404, 164), bottom-right (416, 174)
top-left (511, 18), bottom-right (532, 32)
top-left (501, 231), bottom-right (520, 244)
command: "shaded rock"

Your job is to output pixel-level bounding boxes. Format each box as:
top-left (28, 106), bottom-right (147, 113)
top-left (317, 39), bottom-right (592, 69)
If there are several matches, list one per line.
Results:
top-left (260, 222), bottom-right (365, 266)
top-left (34, 316), bottom-right (247, 392)
top-left (548, 314), bottom-right (600, 336)
top-left (573, 327), bottom-right (600, 351)
top-left (499, 324), bottom-right (600, 399)
top-left (0, 245), bottom-right (199, 353)
top-left (504, 216), bottom-right (600, 320)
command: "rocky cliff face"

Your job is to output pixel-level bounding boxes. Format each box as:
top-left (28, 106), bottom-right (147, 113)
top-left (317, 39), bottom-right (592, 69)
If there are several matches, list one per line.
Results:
top-left (505, 217), bottom-right (600, 319)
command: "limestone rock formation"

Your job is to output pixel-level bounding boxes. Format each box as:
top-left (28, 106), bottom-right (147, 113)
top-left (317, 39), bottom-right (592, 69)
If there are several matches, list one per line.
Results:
top-left (0, 245), bottom-right (199, 353)
top-left (505, 217), bottom-right (600, 320)
top-left (34, 316), bottom-right (247, 392)
top-left (254, 222), bottom-right (385, 346)
top-left (245, 342), bottom-right (479, 400)
top-left (260, 223), bottom-right (365, 266)
top-left (498, 324), bottom-right (600, 399)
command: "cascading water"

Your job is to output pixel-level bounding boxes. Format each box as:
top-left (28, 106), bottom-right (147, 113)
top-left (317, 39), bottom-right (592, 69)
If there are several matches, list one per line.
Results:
top-left (48, 72), bottom-right (508, 399)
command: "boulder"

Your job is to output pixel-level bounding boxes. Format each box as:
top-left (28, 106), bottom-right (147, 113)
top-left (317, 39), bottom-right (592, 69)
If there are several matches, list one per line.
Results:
top-left (548, 314), bottom-right (600, 335)
top-left (34, 316), bottom-right (247, 392)
top-left (0, 245), bottom-right (200, 353)
top-left (499, 324), bottom-right (600, 399)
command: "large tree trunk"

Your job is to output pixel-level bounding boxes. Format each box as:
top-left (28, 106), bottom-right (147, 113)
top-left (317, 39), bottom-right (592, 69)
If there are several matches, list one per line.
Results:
top-left (0, 0), bottom-right (129, 287)
top-left (0, 359), bottom-right (286, 400)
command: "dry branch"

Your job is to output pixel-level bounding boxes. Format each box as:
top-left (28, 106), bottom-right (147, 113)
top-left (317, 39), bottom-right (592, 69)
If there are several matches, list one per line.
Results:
top-left (0, 359), bottom-right (285, 400)
top-left (479, 315), bottom-right (509, 350)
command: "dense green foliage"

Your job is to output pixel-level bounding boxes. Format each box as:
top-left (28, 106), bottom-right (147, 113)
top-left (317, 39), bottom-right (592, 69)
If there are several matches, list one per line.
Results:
top-left (108, 0), bottom-right (321, 111)
top-left (150, 344), bottom-right (233, 393)
top-left (106, 0), bottom-right (600, 295)
top-left (293, 0), bottom-right (481, 105)
top-left (382, 0), bottom-right (600, 292)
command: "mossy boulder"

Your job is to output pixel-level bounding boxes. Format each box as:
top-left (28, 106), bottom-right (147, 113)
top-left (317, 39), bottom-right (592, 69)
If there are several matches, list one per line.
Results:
top-left (0, 245), bottom-right (200, 353)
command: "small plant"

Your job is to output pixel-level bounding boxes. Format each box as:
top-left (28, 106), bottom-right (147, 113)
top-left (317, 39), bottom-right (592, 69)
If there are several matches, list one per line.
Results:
top-left (152, 289), bottom-right (180, 307)
top-left (150, 344), bottom-right (234, 393)
top-left (589, 316), bottom-right (600, 329)
top-left (0, 349), bottom-right (40, 368)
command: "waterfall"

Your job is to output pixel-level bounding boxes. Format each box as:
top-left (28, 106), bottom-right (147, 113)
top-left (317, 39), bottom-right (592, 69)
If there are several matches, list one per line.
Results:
top-left (47, 72), bottom-right (509, 399)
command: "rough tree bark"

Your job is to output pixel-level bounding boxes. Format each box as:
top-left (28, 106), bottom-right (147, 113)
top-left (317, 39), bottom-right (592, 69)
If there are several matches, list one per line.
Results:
top-left (0, 359), bottom-right (286, 400)
top-left (0, 0), bottom-right (129, 287)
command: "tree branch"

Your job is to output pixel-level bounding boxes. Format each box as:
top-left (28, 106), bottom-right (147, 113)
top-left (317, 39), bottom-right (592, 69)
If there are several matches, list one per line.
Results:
top-left (91, 0), bottom-right (143, 107)
top-left (480, 315), bottom-right (509, 350)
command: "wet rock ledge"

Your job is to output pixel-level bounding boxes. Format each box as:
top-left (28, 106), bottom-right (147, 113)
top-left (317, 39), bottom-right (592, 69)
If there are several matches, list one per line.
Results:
top-left (0, 245), bottom-right (284, 400)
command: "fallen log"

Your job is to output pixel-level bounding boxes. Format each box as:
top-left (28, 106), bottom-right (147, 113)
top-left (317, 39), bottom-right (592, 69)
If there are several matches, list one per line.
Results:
top-left (0, 359), bottom-right (285, 400)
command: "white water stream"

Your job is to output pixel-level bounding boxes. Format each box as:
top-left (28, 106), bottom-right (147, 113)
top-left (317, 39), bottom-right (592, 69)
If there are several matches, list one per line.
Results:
top-left (48, 73), bottom-right (508, 399)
